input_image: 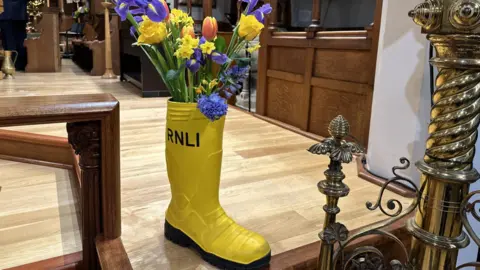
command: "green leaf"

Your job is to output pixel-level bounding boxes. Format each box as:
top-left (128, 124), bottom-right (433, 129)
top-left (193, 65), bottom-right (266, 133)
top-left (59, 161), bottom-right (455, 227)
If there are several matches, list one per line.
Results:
top-left (214, 37), bottom-right (227, 53)
top-left (166, 68), bottom-right (183, 81)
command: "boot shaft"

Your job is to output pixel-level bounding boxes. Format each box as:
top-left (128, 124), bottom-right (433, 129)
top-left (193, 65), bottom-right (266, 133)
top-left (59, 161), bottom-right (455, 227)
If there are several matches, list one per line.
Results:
top-left (165, 101), bottom-right (226, 213)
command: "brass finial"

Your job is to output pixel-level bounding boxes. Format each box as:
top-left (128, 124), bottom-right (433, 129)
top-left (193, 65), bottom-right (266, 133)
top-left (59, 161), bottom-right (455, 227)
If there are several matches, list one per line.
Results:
top-left (308, 115), bottom-right (363, 163)
top-left (328, 115), bottom-right (350, 139)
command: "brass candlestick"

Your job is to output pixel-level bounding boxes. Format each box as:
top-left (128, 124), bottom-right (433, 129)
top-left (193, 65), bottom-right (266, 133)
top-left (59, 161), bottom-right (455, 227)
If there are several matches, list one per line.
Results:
top-left (308, 116), bottom-right (363, 269)
top-left (101, 1), bottom-right (117, 79)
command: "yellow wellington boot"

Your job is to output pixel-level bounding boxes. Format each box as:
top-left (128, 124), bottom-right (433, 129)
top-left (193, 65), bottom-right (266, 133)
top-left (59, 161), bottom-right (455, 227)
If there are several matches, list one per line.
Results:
top-left (164, 101), bottom-right (271, 269)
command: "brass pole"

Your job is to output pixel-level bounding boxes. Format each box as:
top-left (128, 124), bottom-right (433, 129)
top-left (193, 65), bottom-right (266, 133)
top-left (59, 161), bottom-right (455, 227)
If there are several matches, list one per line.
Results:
top-left (101, 1), bottom-right (117, 79)
top-left (307, 0), bottom-right (322, 38)
top-left (408, 1), bottom-right (480, 268)
top-left (308, 116), bottom-right (363, 270)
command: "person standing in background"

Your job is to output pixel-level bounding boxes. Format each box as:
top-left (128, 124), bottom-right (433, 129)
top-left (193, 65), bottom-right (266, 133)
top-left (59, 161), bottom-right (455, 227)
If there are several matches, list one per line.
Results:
top-left (0, 0), bottom-right (28, 71)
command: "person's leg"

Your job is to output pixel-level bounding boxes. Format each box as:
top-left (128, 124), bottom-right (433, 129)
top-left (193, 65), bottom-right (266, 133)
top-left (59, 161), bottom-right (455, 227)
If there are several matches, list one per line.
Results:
top-left (13, 20), bottom-right (27, 70)
top-left (0, 21), bottom-right (15, 51)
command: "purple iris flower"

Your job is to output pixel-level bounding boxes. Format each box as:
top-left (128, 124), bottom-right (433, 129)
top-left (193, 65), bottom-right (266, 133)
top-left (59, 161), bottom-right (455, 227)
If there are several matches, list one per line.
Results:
top-left (145, 0), bottom-right (168, 22)
top-left (186, 59), bottom-right (201, 73)
top-left (115, 0), bottom-right (167, 22)
top-left (129, 16), bottom-right (143, 37)
top-left (240, 0), bottom-right (272, 23)
top-left (115, 0), bottom-right (135, 21)
top-left (199, 37), bottom-right (207, 45)
top-left (197, 93), bottom-right (228, 121)
top-left (130, 26), bottom-right (136, 36)
top-left (252, 4), bottom-right (272, 23)
top-left (211, 51), bottom-right (229, 65)
top-left (193, 48), bottom-right (205, 65)
top-left (241, 0), bottom-right (258, 14)
top-left (220, 65), bottom-right (249, 95)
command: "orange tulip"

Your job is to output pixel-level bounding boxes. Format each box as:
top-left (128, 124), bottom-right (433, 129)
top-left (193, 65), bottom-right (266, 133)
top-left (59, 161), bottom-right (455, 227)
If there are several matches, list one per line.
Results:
top-left (162, 0), bottom-right (170, 21)
top-left (202, 16), bottom-right (218, 41)
top-left (181, 26), bottom-right (195, 38)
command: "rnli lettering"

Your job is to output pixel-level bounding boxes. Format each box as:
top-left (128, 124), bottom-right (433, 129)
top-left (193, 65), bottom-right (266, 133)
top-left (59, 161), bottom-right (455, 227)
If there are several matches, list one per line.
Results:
top-left (167, 128), bottom-right (200, 147)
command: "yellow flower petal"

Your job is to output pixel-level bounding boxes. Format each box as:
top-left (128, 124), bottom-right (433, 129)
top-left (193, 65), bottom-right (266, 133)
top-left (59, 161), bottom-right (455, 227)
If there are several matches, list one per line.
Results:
top-left (247, 44), bottom-right (261, 53)
top-left (200, 41), bottom-right (216, 54)
top-left (238, 14), bottom-right (264, 41)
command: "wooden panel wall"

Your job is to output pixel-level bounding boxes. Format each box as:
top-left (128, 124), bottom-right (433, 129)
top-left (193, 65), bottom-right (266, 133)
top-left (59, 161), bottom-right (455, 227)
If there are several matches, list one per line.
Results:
top-left (256, 0), bottom-right (383, 147)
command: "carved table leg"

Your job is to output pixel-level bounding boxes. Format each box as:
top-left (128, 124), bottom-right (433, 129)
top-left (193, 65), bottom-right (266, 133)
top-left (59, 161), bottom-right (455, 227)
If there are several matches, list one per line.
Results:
top-left (67, 121), bottom-right (101, 270)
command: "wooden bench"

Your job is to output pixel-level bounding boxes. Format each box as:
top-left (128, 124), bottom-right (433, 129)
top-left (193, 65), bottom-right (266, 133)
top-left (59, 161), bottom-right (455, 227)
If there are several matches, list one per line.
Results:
top-left (72, 16), bottom-right (120, 76)
top-left (0, 94), bottom-right (130, 270)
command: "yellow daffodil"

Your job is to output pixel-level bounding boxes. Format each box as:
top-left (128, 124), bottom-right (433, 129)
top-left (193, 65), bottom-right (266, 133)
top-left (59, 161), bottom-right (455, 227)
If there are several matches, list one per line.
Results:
top-left (184, 16), bottom-right (195, 27)
top-left (170, 9), bottom-right (193, 26)
top-left (247, 44), bottom-right (261, 53)
top-left (174, 45), bottom-right (194, 59)
top-left (138, 16), bottom-right (168, 44)
top-left (202, 80), bottom-right (209, 85)
top-left (181, 35), bottom-right (199, 48)
top-left (209, 79), bottom-right (219, 89)
top-left (170, 9), bottom-right (186, 24)
top-left (196, 85), bottom-right (205, 94)
top-left (238, 14), bottom-right (264, 41)
top-left (200, 41), bottom-right (216, 54)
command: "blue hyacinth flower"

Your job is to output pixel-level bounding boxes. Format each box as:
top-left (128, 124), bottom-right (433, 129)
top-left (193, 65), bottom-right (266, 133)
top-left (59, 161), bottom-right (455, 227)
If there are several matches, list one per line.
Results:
top-left (197, 93), bottom-right (228, 121)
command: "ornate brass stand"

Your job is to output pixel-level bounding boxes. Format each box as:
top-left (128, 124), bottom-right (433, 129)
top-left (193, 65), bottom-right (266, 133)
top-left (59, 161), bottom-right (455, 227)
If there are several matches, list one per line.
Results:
top-left (308, 116), bottom-right (363, 269)
top-left (310, 1), bottom-right (480, 269)
top-left (408, 0), bottom-right (480, 268)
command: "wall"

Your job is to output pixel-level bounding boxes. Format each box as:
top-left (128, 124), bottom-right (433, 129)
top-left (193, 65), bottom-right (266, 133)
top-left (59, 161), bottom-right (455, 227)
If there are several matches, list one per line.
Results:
top-left (366, 0), bottom-right (430, 185)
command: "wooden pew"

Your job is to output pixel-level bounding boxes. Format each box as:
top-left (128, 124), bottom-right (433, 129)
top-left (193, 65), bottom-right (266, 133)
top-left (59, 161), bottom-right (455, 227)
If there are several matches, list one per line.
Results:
top-left (72, 15), bottom-right (120, 76)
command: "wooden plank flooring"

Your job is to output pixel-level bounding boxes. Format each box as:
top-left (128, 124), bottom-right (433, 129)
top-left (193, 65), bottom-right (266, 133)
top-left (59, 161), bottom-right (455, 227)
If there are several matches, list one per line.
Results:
top-left (0, 61), bottom-right (411, 269)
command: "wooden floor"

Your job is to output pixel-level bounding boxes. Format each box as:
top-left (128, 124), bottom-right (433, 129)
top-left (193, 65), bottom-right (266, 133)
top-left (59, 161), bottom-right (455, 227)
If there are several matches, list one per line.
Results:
top-left (0, 61), bottom-right (411, 269)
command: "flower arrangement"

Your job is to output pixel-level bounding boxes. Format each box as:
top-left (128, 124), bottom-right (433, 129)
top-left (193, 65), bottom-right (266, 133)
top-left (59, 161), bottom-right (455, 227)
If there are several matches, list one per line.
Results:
top-left (115, 0), bottom-right (271, 121)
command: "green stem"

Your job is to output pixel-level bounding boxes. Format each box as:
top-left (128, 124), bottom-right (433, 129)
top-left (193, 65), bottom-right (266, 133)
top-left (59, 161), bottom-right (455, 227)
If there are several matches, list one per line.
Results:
top-left (188, 69), bottom-right (195, 102)
top-left (154, 50), bottom-right (170, 75)
top-left (126, 13), bottom-right (184, 100)
top-left (162, 42), bottom-right (175, 69)
top-left (225, 27), bottom-right (239, 56)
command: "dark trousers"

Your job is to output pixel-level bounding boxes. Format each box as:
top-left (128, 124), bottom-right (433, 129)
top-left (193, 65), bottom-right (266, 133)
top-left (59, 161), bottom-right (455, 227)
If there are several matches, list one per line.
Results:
top-left (0, 20), bottom-right (27, 70)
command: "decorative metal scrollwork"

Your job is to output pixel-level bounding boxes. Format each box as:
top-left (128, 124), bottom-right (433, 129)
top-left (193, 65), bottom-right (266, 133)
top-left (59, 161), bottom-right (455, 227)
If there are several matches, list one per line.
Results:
top-left (344, 247), bottom-right (385, 270)
top-left (460, 190), bottom-right (480, 247)
top-left (327, 158), bottom-right (423, 269)
top-left (322, 223), bottom-right (349, 245)
top-left (365, 158), bottom-right (421, 218)
top-left (332, 228), bottom-right (412, 270)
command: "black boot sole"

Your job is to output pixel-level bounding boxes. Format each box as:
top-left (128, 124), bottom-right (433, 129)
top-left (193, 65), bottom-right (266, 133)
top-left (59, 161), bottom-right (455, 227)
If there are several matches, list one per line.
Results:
top-left (165, 220), bottom-right (271, 270)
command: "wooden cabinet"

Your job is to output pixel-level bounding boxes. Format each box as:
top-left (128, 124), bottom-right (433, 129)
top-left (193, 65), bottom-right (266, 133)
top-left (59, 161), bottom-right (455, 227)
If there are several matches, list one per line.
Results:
top-left (256, 0), bottom-right (383, 146)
